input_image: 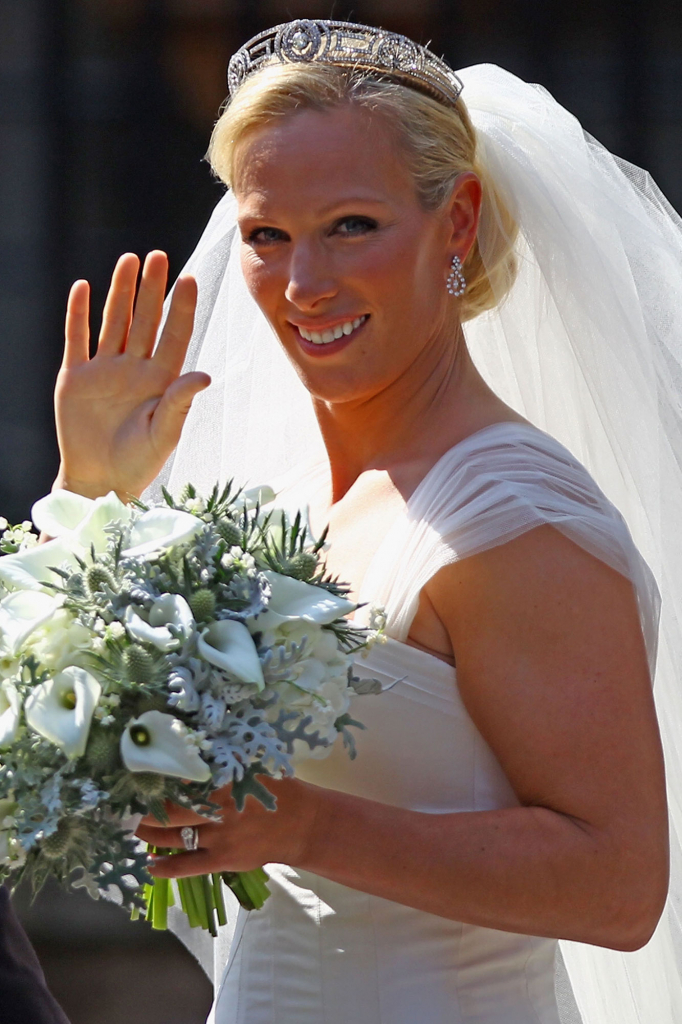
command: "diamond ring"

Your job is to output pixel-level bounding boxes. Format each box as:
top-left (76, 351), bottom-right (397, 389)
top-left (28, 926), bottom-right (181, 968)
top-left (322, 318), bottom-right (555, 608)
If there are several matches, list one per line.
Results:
top-left (180, 825), bottom-right (200, 852)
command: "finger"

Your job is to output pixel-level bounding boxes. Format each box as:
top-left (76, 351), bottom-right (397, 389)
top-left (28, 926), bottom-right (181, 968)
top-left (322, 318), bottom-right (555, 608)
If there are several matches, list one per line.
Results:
top-left (126, 250), bottom-right (169, 358)
top-left (136, 823), bottom-right (210, 848)
top-left (147, 851), bottom-right (220, 879)
top-left (150, 371), bottom-right (211, 453)
top-left (140, 800), bottom-right (217, 828)
top-left (152, 275), bottom-right (198, 375)
top-left (97, 253), bottom-right (140, 357)
top-left (63, 280), bottom-right (91, 368)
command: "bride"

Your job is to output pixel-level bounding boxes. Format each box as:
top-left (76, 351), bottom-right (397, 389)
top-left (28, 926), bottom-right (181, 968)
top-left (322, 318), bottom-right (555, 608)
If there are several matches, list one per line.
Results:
top-left (51, 20), bottom-right (682, 1024)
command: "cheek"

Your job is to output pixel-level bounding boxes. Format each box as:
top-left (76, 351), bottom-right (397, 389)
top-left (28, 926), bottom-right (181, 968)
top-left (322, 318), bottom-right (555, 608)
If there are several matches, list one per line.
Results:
top-left (364, 241), bottom-right (443, 328)
top-left (240, 248), bottom-right (266, 299)
top-left (239, 247), bottom-right (283, 313)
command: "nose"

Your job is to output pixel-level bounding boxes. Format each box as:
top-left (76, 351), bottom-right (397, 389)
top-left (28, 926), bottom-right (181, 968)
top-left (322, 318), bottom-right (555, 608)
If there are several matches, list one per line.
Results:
top-left (284, 240), bottom-right (338, 311)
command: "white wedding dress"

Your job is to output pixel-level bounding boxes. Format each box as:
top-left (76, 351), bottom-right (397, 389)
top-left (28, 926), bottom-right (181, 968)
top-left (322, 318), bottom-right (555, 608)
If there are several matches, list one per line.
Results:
top-left (206, 421), bottom-right (659, 1024)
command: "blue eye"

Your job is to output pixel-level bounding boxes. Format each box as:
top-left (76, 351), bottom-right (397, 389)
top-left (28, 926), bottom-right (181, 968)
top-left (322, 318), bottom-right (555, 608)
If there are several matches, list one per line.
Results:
top-left (334, 216), bottom-right (378, 236)
top-left (247, 226), bottom-right (287, 245)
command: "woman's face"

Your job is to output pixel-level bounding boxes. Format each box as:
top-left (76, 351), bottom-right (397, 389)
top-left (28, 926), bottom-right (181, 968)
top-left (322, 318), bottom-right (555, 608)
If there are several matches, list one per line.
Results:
top-left (233, 103), bottom-right (479, 406)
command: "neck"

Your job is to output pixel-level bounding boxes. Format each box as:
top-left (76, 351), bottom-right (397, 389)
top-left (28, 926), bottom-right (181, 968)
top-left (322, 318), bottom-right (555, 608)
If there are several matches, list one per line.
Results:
top-left (313, 325), bottom-right (499, 501)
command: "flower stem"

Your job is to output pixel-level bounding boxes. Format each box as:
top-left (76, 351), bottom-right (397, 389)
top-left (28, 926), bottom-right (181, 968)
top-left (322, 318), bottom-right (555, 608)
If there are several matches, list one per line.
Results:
top-left (212, 873), bottom-right (227, 927)
top-left (222, 868), bottom-right (270, 911)
top-left (139, 846), bottom-right (271, 931)
top-left (152, 876), bottom-right (169, 930)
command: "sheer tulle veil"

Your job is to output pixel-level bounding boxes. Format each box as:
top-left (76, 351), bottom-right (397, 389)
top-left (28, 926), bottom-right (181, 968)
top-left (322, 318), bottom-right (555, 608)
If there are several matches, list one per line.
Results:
top-left (152, 63), bottom-right (682, 1024)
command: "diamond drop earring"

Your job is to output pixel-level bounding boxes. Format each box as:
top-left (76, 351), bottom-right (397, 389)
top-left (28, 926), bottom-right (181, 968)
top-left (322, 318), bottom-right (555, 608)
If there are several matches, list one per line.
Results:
top-left (446, 255), bottom-right (467, 297)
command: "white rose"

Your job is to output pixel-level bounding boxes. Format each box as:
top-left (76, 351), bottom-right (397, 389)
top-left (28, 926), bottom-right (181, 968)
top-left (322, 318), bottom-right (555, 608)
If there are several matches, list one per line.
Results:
top-left (124, 594), bottom-right (195, 652)
top-left (0, 682), bottom-right (20, 747)
top-left (120, 710), bottom-right (211, 782)
top-left (29, 608), bottom-right (94, 672)
top-left (0, 591), bottom-right (62, 663)
top-left (268, 662), bottom-right (353, 763)
top-left (25, 666), bottom-right (101, 758)
top-left (198, 619), bottom-right (265, 688)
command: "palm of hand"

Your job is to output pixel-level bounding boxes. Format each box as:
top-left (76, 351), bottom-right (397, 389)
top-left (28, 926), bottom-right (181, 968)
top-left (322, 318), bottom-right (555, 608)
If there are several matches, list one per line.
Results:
top-left (57, 354), bottom-right (178, 500)
top-left (55, 251), bottom-right (210, 500)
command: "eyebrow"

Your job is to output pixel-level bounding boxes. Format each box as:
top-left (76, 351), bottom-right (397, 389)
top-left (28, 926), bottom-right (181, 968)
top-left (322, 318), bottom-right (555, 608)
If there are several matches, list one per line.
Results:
top-left (238, 196), bottom-right (390, 222)
top-left (315, 196), bottom-right (390, 215)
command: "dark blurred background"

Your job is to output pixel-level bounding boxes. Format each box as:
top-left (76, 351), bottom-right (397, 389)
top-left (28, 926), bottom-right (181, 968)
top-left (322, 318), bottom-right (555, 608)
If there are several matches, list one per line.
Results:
top-left (1, 0), bottom-right (681, 1021)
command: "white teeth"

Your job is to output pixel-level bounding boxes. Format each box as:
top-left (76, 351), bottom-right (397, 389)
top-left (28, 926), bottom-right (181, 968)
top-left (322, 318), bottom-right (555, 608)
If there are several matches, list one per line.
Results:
top-left (298, 315), bottom-right (366, 345)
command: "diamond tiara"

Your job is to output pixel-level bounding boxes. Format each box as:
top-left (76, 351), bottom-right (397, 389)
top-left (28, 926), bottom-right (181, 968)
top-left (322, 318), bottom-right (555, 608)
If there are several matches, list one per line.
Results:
top-left (227, 20), bottom-right (464, 109)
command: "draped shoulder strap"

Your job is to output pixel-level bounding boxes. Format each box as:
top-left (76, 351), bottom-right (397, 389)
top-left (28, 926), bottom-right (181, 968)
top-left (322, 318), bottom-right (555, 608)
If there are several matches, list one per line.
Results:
top-left (359, 422), bottom-right (660, 672)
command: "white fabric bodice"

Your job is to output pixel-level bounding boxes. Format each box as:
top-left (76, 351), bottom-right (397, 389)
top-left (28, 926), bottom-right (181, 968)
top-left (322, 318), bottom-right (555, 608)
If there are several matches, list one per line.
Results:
top-left (205, 423), bottom-right (659, 1024)
top-left (211, 639), bottom-right (562, 1024)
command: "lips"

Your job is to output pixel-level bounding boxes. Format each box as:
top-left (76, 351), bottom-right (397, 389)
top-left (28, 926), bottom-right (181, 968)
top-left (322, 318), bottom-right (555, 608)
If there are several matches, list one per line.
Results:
top-left (297, 315), bottom-right (368, 345)
top-left (289, 314), bottom-right (370, 357)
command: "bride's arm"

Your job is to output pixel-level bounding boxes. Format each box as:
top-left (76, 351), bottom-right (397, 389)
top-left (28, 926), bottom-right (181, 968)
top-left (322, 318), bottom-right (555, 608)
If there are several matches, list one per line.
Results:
top-left (143, 523), bottom-right (667, 952)
top-left (301, 524), bottom-right (668, 950)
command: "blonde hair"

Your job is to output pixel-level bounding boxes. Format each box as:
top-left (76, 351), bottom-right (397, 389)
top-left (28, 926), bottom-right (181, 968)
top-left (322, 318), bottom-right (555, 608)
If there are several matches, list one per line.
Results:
top-left (208, 62), bottom-right (518, 322)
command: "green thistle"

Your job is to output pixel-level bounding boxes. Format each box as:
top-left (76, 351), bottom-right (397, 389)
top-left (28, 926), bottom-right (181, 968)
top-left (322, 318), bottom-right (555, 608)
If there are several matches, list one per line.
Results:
top-left (286, 551), bottom-right (319, 581)
top-left (42, 819), bottom-right (76, 861)
top-left (86, 565), bottom-right (115, 596)
top-left (216, 519), bottom-right (241, 547)
top-left (124, 644), bottom-right (155, 685)
top-left (134, 693), bottom-right (169, 715)
top-left (133, 772), bottom-right (166, 800)
top-left (85, 727), bottom-right (121, 775)
top-left (189, 588), bottom-right (216, 622)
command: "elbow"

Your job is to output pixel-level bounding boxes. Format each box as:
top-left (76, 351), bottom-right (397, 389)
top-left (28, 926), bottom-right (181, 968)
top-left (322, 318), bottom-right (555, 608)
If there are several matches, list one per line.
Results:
top-left (605, 887), bottom-right (667, 952)
top-left (589, 849), bottom-right (668, 952)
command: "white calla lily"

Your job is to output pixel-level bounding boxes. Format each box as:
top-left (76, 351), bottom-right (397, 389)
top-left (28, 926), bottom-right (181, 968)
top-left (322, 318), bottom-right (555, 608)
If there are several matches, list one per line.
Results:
top-left (120, 710), bottom-right (211, 782)
top-left (198, 619), bottom-right (264, 688)
top-left (0, 682), bottom-right (21, 747)
top-left (25, 666), bottom-right (101, 758)
top-left (72, 492), bottom-right (132, 551)
top-left (122, 508), bottom-right (203, 560)
top-left (31, 489), bottom-right (132, 553)
top-left (0, 591), bottom-right (61, 657)
top-left (31, 489), bottom-right (97, 538)
top-left (124, 595), bottom-right (194, 652)
top-left (149, 594), bottom-right (195, 634)
top-left (0, 537), bottom-right (78, 592)
top-left (242, 485), bottom-right (276, 510)
top-left (256, 571), bottom-right (355, 629)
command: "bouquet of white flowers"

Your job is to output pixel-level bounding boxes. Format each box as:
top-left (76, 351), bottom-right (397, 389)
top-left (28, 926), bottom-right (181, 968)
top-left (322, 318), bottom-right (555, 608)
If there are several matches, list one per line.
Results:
top-left (0, 483), bottom-right (383, 934)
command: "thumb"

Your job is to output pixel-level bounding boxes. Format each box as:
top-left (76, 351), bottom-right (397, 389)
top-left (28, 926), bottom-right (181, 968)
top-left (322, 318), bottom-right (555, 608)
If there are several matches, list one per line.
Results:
top-left (151, 371), bottom-right (211, 453)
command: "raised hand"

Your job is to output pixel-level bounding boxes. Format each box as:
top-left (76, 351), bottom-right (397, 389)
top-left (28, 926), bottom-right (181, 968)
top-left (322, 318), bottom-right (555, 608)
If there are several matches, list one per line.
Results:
top-left (54, 250), bottom-right (211, 501)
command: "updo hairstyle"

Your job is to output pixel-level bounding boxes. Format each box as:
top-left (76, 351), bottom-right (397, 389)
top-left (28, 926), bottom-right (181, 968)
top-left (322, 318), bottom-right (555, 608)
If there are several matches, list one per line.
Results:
top-left (208, 62), bottom-right (518, 323)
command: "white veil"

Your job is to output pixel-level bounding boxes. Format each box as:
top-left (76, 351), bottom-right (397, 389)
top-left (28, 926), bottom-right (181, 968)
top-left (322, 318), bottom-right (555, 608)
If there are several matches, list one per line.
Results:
top-left (154, 64), bottom-right (682, 1024)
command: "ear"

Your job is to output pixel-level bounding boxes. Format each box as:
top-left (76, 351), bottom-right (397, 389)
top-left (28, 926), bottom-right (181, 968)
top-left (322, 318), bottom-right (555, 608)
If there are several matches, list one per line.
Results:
top-left (444, 172), bottom-right (482, 262)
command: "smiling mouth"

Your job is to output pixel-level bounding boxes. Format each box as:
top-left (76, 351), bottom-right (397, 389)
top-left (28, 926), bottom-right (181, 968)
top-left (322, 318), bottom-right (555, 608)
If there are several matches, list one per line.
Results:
top-left (296, 315), bottom-right (368, 345)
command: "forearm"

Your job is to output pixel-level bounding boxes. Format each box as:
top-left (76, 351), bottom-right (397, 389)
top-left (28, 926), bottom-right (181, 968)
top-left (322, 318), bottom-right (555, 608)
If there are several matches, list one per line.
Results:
top-left (296, 784), bottom-right (664, 950)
